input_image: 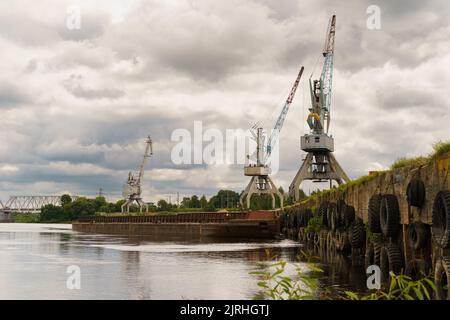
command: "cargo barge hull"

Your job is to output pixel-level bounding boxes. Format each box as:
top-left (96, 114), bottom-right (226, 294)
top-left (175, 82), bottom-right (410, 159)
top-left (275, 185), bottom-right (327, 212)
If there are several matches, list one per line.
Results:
top-left (72, 211), bottom-right (281, 240)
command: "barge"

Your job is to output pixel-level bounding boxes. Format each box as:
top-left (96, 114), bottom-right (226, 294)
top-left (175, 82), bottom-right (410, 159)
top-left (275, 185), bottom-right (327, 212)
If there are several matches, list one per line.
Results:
top-left (72, 210), bottom-right (281, 240)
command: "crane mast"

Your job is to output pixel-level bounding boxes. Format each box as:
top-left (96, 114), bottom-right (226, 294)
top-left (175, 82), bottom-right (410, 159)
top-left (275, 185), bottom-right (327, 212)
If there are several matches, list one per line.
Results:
top-left (308, 14), bottom-right (336, 135)
top-left (137, 136), bottom-right (153, 183)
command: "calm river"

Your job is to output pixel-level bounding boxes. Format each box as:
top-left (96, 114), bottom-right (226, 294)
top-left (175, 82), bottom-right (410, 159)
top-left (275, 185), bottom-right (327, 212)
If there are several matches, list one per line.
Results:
top-left (0, 223), bottom-right (367, 299)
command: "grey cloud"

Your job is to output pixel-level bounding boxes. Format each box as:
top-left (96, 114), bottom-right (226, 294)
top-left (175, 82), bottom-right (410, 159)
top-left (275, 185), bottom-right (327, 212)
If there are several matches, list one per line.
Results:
top-left (0, 83), bottom-right (31, 108)
top-left (62, 74), bottom-right (124, 99)
top-left (376, 86), bottom-right (442, 111)
top-left (65, 84), bottom-right (124, 100)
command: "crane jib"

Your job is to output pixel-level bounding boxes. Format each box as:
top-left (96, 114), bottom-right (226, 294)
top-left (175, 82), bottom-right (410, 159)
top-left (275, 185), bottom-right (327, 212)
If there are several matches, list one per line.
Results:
top-left (265, 66), bottom-right (304, 160)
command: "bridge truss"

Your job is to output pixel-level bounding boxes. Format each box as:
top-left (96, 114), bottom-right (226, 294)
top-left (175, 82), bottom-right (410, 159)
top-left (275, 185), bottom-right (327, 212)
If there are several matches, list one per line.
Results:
top-left (0, 196), bottom-right (79, 214)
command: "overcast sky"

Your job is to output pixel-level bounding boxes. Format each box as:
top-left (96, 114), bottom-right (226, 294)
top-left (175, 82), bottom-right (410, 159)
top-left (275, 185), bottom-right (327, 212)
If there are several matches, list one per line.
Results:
top-left (0, 0), bottom-right (449, 203)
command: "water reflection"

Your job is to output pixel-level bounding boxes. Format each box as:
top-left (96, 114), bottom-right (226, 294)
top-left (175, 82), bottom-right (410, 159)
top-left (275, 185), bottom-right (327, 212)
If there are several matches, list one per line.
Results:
top-left (0, 223), bottom-right (368, 299)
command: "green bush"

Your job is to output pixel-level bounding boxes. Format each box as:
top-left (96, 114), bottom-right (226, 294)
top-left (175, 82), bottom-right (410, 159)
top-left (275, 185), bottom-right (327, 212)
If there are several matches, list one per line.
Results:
top-left (305, 215), bottom-right (323, 233)
top-left (10, 212), bottom-right (40, 223)
top-left (40, 204), bottom-right (70, 222)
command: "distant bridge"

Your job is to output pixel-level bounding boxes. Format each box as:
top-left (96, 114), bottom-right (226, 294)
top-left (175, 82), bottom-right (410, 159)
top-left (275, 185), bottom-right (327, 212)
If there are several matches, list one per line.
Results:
top-left (0, 195), bottom-right (79, 214)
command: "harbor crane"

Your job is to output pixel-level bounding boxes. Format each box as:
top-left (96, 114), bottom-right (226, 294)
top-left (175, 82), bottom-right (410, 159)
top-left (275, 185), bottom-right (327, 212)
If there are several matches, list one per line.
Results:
top-left (289, 15), bottom-right (350, 202)
top-left (121, 136), bottom-right (153, 213)
top-left (240, 66), bottom-right (304, 210)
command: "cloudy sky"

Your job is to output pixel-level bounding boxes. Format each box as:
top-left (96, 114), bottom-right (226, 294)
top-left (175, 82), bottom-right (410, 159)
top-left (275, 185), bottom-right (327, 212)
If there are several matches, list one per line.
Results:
top-left (0, 0), bottom-right (449, 203)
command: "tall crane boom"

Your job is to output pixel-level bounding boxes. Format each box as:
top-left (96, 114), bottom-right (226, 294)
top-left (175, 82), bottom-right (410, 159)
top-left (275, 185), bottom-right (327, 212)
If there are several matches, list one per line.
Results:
top-left (308, 14), bottom-right (336, 135)
top-left (265, 66), bottom-right (304, 159)
top-left (138, 136), bottom-right (153, 183)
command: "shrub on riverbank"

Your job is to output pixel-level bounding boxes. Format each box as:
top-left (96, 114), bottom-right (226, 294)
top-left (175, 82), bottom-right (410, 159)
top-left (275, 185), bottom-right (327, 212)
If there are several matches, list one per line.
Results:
top-left (10, 212), bottom-right (40, 223)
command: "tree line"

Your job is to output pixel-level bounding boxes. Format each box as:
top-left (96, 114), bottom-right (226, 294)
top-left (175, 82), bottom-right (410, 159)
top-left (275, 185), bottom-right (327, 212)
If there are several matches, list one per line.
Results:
top-left (39, 188), bottom-right (307, 222)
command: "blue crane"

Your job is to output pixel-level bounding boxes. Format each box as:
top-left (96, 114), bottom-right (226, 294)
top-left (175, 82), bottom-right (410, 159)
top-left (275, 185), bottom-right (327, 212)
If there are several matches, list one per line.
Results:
top-left (264, 66), bottom-right (304, 163)
top-left (307, 14), bottom-right (336, 135)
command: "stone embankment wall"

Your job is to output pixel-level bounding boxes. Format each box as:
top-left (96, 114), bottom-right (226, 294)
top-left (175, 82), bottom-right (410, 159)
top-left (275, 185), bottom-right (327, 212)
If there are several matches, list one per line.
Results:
top-left (281, 152), bottom-right (450, 299)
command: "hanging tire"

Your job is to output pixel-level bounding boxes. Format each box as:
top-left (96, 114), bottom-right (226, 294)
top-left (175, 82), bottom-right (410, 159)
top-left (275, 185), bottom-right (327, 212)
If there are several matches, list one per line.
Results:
top-left (432, 191), bottom-right (450, 248)
top-left (349, 217), bottom-right (366, 249)
top-left (326, 230), bottom-right (334, 250)
top-left (304, 208), bottom-right (313, 226)
top-left (318, 202), bottom-right (329, 229)
top-left (380, 244), bottom-right (404, 282)
top-left (343, 205), bottom-right (356, 229)
top-left (374, 243), bottom-right (382, 266)
top-left (365, 242), bottom-right (381, 268)
top-left (406, 178), bottom-right (426, 208)
top-left (314, 232), bottom-right (320, 246)
top-left (380, 194), bottom-right (401, 237)
top-left (408, 222), bottom-right (430, 250)
top-left (336, 230), bottom-right (350, 253)
top-left (336, 199), bottom-right (346, 225)
top-left (405, 259), bottom-right (431, 280)
top-left (368, 194), bottom-right (382, 233)
top-left (434, 257), bottom-right (450, 300)
top-left (328, 203), bottom-right (339, 231)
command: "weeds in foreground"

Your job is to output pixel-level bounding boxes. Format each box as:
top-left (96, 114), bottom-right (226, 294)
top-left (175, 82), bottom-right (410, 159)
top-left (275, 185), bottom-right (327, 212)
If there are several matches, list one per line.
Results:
top-left (250, 251), bottom-right (325, 300)
top-left (345, 272), bottom-right (436, 300)
top-left (251, 254), bottom-right (437, 300)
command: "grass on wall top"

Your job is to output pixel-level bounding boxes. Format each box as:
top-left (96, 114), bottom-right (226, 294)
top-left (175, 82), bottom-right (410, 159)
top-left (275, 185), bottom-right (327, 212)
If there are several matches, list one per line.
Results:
top-left (291, 140), bottom-right (450, 207)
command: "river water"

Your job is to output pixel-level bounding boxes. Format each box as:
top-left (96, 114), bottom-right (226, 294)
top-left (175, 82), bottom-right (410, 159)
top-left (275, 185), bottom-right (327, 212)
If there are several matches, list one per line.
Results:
top-left (0, 223), bottom-right (368, 299)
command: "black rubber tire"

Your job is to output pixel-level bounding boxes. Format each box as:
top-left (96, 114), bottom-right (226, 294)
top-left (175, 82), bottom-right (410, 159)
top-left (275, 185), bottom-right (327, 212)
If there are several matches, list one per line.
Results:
top-left (302, 208), bottom-right (308, 227)
top-left (326, 231), bottom-right (334, 250)
top-left (405, 259), bottom-right (431, 280)
top-left (318, 202), bottom-right (329, 229)
top-left (432, 191), bottom-right (450, 248)
top-left (336, 199), bottom-right (346, 225)
top-left (296, 209), bottom-right (302, 228)
top-left (365, 242), bottom-right (381, 268)
top-left (408, 222), bottom-right (430, 250)
top-left (328, 203), bottom-right (339, 231)
top-left (336, 230), bottom-right (350, 253)
top-left (406, 178), bottom-right (426, 208)
top-left (434, 257), bottom-right (450, 300)
top-left (368, 194), bottom-right (382, 233)
top-left (349, 217), bottom-right (366, 249)
top-left (304, 208), bottom-right (313, 226)
top-left (380, 194), bottom-right (401, 237)
top-left (380, 244), bottom-right (404, 282)
top-left (313, 232), bottom-right (320, 246)
top-left (373, 243), bottom-right (382, 266)
top-left (343, 205), bottom-right (356, 229)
